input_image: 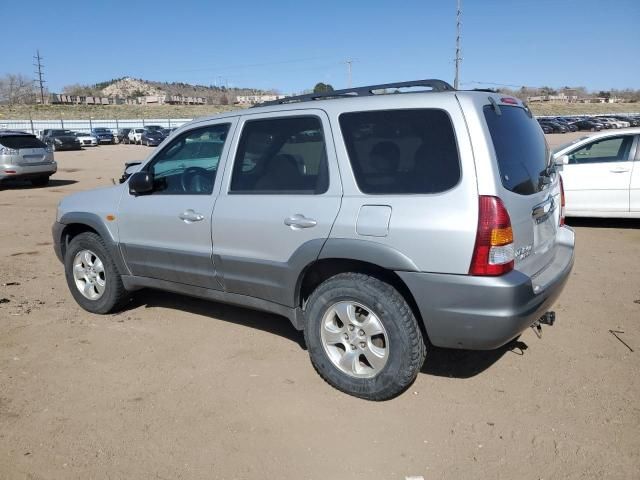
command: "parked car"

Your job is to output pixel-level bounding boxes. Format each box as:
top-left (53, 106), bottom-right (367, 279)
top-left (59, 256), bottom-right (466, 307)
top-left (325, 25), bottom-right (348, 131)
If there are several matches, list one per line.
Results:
top-left (52, 80), bottom-right (575, 400)
top-left (91, 128), bottom-right (115, 144)
top-left (140, 128), bottom-right (166, 147)
top-left (539, 120), bottom-right (568, 133)
top-left (0, 130), bottom-right (57, 186)
top-left (127, 128), bottom-right (146, 145)
top-left (74, 131), bottom-right (98, 147)
top-left (570, 119), bottom-right (603, 132)
top-left (553, 128), bottom-right (640, 218)
top-left (540, 124), bottom-right (553, 134)
top-left (116, 128), bottom-right (132, 144)
top-left (595, 117), bottom-right (625, 129)
top-left (552, 118), bottom-right (578, 132)
top-left (43, 129), bottom-right (82, 151)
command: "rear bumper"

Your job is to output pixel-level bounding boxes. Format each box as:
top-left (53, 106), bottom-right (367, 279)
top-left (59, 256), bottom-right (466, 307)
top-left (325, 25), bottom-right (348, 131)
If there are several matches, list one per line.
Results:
top-left (398, 226), bottom-right (575, 350)
top-left (0, 161), bottom-right (57, 181)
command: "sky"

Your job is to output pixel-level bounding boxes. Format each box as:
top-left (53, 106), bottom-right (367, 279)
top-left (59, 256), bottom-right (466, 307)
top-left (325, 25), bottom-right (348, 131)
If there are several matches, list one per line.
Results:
top-left (3, 0), bottom-right (639, 94)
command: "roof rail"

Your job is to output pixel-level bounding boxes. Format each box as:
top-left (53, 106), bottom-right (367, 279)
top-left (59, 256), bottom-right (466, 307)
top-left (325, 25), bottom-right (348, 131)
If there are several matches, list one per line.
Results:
top-left (256, 79), bottom-right (455, 107)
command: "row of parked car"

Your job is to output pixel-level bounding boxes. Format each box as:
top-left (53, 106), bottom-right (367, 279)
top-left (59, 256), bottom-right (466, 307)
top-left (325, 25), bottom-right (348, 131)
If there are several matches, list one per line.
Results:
top-left (116, 126), bottom-right (176, 146)
top-left (36, 126), bottom-right (177, 150)
top-left (537, 115), bottom-right (640, 134)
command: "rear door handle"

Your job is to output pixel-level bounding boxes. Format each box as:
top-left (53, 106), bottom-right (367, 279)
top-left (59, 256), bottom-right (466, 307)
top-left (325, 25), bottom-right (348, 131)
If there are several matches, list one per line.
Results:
top-left (284, 214), bottom-right (317, 229)
top-left (179, 209), bottom-right (205, 223)
top-left (609, 167), bottom-right (630, 173)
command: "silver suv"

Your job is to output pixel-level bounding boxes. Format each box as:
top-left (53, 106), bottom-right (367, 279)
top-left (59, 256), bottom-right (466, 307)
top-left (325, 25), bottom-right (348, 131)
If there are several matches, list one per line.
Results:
top-left (1, 130), bottom-right (57, 186)
top-left (52, 80), bottom-right (574, 400)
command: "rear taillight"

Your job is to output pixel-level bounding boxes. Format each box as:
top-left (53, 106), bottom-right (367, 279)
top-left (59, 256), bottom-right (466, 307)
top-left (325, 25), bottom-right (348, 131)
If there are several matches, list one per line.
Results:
top-left (559, 175), bottom-right (566, 226)
top-left (469, 196), bottom-right (515, 276)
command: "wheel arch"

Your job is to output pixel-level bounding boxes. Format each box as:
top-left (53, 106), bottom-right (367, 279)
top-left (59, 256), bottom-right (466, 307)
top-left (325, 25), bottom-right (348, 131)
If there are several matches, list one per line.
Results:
top-left (57, 212), bottom-right (128, 274)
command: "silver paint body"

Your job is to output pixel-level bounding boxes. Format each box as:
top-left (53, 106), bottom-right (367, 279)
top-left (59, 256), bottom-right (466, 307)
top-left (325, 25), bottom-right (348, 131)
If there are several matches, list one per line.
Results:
top-left (53, 90), bottom-right (575, 349)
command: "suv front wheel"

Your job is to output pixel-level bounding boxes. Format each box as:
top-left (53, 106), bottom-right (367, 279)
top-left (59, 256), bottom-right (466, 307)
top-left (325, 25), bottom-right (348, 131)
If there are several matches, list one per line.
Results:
top-left (64, 232), bottom-right (129, 314)
top-left (304, 273), bottom-right (426, 400)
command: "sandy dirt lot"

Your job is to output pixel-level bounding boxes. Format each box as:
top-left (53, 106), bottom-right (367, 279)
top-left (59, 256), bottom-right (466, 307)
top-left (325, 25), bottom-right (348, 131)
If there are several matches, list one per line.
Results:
top-left (1, 134), bottom-right (639, 480)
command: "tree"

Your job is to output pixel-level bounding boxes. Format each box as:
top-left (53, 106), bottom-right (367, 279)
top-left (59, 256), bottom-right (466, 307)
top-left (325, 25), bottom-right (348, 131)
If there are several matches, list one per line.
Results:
top-left (0, 74), bottom-right (35, 105)
top-left (313, 82), bottom-right (334, 93)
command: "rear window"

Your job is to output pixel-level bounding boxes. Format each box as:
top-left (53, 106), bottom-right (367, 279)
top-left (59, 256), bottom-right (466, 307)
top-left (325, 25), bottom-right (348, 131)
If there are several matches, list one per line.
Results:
top-left (0, 135), bottom-right (46, 149)
top-left (484, 105), bottom-right (550, 195)
top-left (339, 109), bottom-right (460, 194)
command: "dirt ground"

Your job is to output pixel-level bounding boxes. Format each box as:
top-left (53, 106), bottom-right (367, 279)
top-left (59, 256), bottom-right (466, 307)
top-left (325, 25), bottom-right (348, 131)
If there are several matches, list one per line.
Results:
top-left (1, 133), bottom-right (639, 480)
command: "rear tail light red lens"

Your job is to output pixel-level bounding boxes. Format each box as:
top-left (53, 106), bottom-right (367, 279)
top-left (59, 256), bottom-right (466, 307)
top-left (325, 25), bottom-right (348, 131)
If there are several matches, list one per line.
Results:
top-left (469, 196), bottom-right (515, 276)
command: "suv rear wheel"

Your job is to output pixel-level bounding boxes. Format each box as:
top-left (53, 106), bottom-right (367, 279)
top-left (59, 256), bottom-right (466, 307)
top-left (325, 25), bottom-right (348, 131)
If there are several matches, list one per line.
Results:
top-left (304, 273), bottom-right (426, 400)
top-left (64, 232), bottom-right (129, 314)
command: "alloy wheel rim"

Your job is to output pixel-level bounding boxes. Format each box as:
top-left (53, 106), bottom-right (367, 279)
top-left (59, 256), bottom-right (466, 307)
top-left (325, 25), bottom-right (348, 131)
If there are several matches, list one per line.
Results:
top-left (72, 249), bottom-right (106, 300)
top-left (320, 300), bottom-right (389, 378)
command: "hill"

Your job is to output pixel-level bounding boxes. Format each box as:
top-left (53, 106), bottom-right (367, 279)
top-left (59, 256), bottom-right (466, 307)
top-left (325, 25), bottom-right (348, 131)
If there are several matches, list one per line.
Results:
top-left (62, 77), bottom-right (274, 105)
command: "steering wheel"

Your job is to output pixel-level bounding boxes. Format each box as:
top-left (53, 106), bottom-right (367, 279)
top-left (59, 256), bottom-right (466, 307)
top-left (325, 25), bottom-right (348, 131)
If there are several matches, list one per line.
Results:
top-left (181, 167), bottom-right (212, 193)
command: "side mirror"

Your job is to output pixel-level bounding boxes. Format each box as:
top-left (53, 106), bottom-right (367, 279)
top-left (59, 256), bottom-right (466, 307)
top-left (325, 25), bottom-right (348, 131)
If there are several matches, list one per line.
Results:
top-left (128, 171), bottom-right (154, 195)
top-left (553, 154), bottom-right (569, 169)
top-left (119, 161), bottom-right (142, 184)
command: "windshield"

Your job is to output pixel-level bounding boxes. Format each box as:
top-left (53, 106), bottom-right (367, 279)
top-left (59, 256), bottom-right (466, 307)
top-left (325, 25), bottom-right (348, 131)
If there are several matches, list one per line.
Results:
top-left (484, 105), bottom-right (550, 195)
top-left (51, 130), bottom-right (75, 136)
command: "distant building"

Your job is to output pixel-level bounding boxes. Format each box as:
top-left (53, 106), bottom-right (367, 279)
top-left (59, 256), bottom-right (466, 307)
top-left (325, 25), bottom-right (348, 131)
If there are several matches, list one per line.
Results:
top-left (236, 94), bottom-right (286, 105)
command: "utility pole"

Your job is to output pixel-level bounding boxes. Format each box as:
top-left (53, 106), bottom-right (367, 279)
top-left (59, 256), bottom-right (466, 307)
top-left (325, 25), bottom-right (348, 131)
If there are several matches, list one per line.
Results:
top-left (345, 59), bottom-right (354, 88)
top-left (454, 0), bottom-right (462, 89)
top-left (33, 50), bottom-right (46, 104)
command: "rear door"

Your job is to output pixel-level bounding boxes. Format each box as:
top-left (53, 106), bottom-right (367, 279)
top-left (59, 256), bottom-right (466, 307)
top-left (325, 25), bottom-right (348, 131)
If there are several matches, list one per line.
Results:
top-left (483, 103), bottom-right (561, 277)
top-left (560, 134), bottom-right (635, 213)
top-left (212, 109), bottom-right (341, 307)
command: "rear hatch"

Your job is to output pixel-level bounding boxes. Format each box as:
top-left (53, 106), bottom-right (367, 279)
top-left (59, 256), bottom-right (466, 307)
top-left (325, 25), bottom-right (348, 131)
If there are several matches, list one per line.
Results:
top-left (0, 135), bottom-right (50, 165)
top-left (483, 101), bottom-right (562, 279)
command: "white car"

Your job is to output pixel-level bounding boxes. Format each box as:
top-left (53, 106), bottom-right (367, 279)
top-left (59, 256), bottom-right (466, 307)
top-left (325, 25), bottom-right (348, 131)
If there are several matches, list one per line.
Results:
top-left (553, 128), bottom-right (640, 218)
top-left (73, 132), bottom-right (98, 147)
top-left (596, 117), bottom-right (628, 129)
top-left (127, 128), bottom-right (145, 145)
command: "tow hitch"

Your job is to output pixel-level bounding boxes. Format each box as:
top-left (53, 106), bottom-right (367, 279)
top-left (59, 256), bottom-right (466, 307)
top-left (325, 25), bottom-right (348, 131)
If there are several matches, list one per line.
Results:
top-left (532, 311), bottom-right (556, 338)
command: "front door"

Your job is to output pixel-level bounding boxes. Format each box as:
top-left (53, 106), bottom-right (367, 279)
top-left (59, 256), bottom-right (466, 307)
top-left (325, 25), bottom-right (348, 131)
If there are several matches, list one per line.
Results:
top-left (212, 111), bottom-right (342, 307)
top-left (562, 134), bottom-right (635, 213)
top-left (117, 120), bottom-right (236, 289)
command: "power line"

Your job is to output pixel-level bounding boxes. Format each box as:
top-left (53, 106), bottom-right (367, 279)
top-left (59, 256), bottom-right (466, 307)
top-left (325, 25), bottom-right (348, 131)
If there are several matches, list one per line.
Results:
top-left (345, 59), bottom-right (356, 88)
top-left (454, 0), bottom-right (462, 89)
top-left (33, 50), bottom-right (46, 104)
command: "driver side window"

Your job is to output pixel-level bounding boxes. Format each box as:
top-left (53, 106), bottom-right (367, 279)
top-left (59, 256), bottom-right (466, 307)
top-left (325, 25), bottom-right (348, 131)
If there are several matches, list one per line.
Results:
top-left (569, 136), bottom-right (633, 165)
top-left (148, 123), bottom-right (230, 195)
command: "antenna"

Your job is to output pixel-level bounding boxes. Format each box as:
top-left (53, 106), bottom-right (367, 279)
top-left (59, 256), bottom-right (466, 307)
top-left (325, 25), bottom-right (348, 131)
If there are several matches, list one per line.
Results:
top-left (454, 0), bottom-right (462, 89)
top-left (33, 50), bottom-right (46, 104)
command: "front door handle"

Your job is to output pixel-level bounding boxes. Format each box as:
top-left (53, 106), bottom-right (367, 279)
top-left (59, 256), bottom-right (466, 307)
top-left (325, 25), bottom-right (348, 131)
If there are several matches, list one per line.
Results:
top-left (179, 209), bottom-right (205, 223)
top-left (284, 214), bottom-right (317, 229)
top-left (609, 167), bottom-right (630, 173)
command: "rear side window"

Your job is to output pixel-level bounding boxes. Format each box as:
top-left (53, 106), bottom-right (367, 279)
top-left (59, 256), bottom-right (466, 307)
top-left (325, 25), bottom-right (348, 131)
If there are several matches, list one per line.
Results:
top-left (339, 109), bottom-right (460, 194)
top-left (230, 116), bottom-right (329, 194)
top-left (0, 135), bottom-right (46, 149)
top-left (484, 105), bottom-right (549, 195)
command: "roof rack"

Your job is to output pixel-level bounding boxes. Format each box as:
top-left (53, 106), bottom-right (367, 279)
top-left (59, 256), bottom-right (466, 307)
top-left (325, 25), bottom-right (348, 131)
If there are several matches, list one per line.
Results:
top-left (256, 79), bottom-right (455, 107)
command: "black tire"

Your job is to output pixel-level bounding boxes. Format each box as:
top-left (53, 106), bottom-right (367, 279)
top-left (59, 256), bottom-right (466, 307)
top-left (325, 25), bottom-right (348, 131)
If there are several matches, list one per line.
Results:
top-left (30, 176), bottom-right (49, 187)
top-left (64, 232), bottom-right (129, 314)
top-left (304, 273), bottom-right (426, 401)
